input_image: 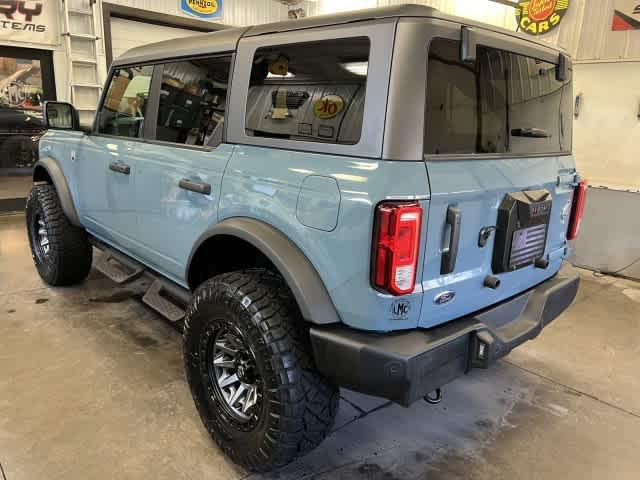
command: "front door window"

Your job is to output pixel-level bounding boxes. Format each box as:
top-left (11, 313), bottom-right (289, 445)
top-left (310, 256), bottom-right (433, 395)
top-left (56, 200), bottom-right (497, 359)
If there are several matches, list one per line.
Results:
top-left (96, 65), bottom-right (153, 138)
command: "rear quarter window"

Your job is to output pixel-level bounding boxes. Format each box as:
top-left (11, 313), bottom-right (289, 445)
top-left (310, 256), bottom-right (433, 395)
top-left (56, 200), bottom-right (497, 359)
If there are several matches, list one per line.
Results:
top-left (425, 38), bottom-right (572, 156)
top-left (245, 37), bottom-right (370, 145)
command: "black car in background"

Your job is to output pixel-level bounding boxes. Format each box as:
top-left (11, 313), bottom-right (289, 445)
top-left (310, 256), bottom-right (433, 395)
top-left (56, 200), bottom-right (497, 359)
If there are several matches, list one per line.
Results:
top-left (0, 100), bottom-right (45, 172)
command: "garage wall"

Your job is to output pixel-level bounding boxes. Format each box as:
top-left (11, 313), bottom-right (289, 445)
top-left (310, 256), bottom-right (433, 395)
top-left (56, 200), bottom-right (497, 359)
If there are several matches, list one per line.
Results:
top-left (572, 187), bottom-right (640, 279)
top-left (109, 17), bottom-right (205, 60)
top-left (305, 0), bottom-right (517, 29)
top-left (106, 0), bottom-right (294, 26)
top-left (573, 62), bottom-right (640, 189)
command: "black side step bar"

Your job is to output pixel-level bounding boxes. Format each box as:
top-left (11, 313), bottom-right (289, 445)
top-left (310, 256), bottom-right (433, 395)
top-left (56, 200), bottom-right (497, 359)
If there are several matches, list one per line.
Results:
top-left (89, 237), bottom-right (192, 322)
top-left (142, 279), bottom-right (189, 322)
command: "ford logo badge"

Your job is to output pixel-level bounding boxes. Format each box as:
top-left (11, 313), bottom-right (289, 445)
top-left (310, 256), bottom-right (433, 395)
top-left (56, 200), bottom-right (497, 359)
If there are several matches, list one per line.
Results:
top-left (434, 291), bottom-right (456, 305)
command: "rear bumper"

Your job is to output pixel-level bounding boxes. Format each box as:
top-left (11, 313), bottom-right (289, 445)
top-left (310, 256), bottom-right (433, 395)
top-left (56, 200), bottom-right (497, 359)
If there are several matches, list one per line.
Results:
top-left (310, 262), bottom-right (579, 406)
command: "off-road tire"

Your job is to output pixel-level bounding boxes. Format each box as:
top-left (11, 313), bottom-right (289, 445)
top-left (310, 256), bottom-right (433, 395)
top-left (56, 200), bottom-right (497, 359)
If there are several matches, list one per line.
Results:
top-left (183, 269), bottom-right (339, 472)
top-left (26, 184), bottom-right (92, 286)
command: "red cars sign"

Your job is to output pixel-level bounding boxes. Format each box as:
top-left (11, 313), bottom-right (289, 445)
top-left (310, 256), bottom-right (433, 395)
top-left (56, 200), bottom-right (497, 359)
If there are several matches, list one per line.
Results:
top-left (612, 1), bottom-right (640, 30)
top-left (515, 0), bottom-right (570, 36)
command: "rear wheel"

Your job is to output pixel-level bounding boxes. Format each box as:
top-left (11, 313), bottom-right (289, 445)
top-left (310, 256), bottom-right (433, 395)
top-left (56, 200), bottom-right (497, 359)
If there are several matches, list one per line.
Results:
top-left (26, 184), bottom-right (92, 286)
top-left (183, 269), bottom-right (339, 472)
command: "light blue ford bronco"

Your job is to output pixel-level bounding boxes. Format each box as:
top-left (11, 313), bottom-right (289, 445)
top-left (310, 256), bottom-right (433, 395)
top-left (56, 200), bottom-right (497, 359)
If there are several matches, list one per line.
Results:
top-left (26, 5), bottom-right (586, 472)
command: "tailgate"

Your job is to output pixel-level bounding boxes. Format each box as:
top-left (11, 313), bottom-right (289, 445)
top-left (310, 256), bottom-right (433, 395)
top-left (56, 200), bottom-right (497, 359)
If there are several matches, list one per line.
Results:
top-left (419, 157), bottom-right (576, 328)
top-left (418, 36), bottom-right (576, 328)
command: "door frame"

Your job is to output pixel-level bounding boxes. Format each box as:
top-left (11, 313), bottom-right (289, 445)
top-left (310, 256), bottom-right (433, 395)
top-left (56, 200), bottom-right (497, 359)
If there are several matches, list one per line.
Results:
top-left (0, 46), bottom-right (57, 103)
top-left (0, 46), bottom-right (56, 212)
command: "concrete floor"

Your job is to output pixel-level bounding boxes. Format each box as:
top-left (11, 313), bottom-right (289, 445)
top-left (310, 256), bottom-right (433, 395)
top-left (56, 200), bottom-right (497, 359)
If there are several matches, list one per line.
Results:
top-left (1, 212), bottom-right (639, 480)
top-left (0, 176), bottom-right (31, 200)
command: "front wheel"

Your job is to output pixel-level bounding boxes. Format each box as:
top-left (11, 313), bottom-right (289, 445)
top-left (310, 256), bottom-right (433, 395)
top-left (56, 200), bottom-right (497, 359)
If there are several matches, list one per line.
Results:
top-left (26, 184), bottom-right (92, 286)
top-left (183, 269), bottom-right (339, 472)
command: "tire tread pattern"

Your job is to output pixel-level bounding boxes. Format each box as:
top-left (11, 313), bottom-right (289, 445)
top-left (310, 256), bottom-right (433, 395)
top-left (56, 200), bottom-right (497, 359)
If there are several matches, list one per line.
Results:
top-left (26, 184), bottom-right (92, 286)
top-left (183, 269), bottom-right (339, 472)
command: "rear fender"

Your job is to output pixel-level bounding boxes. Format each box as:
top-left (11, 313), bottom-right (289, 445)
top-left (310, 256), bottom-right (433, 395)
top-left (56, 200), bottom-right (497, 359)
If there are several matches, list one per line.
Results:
top-left (187, 217), bottom-right (341, 325)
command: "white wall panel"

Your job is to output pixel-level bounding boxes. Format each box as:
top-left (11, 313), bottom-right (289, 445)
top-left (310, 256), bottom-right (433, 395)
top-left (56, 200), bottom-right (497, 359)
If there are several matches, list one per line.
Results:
top-left (572, 187), bottom-right (640, 280)
top-left (573, 62), bottom-right (640, 188)
top-left (110, 17), bottom-right (201, 60)
top-left (105, 0), bottom-right (292, 26)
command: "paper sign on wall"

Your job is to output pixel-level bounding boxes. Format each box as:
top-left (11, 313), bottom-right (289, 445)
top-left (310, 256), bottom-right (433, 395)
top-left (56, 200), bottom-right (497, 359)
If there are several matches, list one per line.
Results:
top-left (612, 1), bottom-right (640, 30)
top-left (0, 0), bottom-right (58, 45)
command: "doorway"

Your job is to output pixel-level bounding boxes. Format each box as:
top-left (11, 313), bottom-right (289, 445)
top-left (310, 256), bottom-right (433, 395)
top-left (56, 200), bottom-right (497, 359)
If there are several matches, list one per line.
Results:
top-left (0, 47), bottom-right (55, 212)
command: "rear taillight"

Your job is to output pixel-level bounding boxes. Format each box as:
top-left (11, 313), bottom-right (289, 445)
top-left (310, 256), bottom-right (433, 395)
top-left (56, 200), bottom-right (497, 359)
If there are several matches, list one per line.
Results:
top-left (567, 179), bottom-right (588, 240)
top-left (372, 202), bottom-right (423, 295)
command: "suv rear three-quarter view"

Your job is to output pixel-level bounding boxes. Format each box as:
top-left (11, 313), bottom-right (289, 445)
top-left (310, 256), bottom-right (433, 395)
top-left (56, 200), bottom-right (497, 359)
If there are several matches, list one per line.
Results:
top-left (25, 5), bottom-right (584, 472)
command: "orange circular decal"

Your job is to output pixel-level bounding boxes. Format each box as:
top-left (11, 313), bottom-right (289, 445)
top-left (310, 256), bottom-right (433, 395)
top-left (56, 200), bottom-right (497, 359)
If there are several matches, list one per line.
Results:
top-left (528, 0), bottom-right (557, 21)
top-left (314, 95), bottom-right (344, 119)
top-left (515, 0), bottom-right (570, 36)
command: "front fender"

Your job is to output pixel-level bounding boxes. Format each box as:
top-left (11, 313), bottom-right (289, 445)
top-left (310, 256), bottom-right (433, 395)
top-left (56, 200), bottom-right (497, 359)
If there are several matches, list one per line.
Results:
top-left (33, 157), bottom-right (81, 226)
top-left (188, 217), bottom-right (341, 325)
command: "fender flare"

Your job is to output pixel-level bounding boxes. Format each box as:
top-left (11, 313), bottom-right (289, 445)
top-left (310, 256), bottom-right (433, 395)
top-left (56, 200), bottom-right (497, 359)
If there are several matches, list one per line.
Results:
top-left (33, 157), bottom-right (82, 227)
top-left (187, 217), bottom-right (341, 325)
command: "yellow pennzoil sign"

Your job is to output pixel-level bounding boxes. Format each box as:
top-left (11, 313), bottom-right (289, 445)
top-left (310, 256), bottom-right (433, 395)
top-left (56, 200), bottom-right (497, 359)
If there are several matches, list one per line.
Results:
top-left (515, 0), bottom-right (570, 35)
top-left (181, 0), bottom-right (222, 19)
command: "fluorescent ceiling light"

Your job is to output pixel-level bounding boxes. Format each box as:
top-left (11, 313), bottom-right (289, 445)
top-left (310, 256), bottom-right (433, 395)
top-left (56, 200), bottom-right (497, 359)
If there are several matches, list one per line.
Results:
top-left (267, 72), bottom-right (295, 78)
top-left (341, 62), bottom-right (368, 76)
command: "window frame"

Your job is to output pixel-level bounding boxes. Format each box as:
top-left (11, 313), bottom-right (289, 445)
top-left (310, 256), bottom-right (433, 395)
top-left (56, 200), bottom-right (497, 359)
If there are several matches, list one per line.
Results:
top-left (92, 63), bottom-right (156, 140)
top-left (244, 36), bottom-right (371, 147)
top-left (227, 21), bottom-right (396, 159)
top-left (424, 36), bottom-right (572, 158)
top-left (382, 18), bottom-right (572, 161)
top-left (92, 53), bottom-right (235, 151)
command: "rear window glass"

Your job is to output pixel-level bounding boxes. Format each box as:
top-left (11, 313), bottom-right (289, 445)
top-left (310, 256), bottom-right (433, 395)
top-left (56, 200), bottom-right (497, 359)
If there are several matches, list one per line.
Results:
top-left (425, 38), bottom-right (572, 155)
top-left (245, 37), bottom-right (370, 145)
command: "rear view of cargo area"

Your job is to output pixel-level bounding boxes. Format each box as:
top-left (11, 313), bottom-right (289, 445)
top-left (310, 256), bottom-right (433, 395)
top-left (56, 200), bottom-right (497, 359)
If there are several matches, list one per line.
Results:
top-left (418, 32), bottom-right (582, 328)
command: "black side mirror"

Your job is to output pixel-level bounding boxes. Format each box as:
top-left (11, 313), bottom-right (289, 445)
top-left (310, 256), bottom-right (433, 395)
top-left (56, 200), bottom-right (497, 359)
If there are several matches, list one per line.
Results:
top-left (44, 101), bottom-right (79, 130)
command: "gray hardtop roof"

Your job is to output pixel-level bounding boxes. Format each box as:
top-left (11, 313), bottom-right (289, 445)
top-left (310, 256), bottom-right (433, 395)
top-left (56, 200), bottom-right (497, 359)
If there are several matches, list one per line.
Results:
top-left (112, 4), bottom-right (567, 67)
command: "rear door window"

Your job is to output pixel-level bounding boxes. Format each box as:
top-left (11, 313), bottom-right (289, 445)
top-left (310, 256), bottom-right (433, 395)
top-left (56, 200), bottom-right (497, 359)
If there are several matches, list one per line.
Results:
top-left (245, 37), bottom-right (370, 145)
top-left (425, 38), bottom-right (572, 155)
top-left (155, 56), bottom-right (231, 147)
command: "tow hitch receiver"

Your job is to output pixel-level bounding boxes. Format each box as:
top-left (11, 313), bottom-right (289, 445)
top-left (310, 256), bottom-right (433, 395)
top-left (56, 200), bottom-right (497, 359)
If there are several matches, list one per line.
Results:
top-left (468, 331), bottom-right (495, 370)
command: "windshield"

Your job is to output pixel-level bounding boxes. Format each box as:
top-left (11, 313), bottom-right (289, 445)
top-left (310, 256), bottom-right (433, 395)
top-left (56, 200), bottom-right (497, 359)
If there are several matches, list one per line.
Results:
top-left (424, 38), bottom-right (572, 155)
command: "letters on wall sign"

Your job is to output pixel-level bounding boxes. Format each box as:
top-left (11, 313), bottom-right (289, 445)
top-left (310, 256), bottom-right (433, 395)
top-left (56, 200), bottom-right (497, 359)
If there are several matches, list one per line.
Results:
top-left (0, 0), bottom-right (58, 44)
top-left (515, 0), bottom-right (570, 36)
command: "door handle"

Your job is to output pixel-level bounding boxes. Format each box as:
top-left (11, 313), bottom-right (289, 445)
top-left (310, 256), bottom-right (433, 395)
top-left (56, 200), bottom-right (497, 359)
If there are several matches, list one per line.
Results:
top-left (179, 178), bottom-right (211, 195)
top-left (109, 162), bottom-right (130, 175)
top-left (441, 205), bottom-right (461, 275)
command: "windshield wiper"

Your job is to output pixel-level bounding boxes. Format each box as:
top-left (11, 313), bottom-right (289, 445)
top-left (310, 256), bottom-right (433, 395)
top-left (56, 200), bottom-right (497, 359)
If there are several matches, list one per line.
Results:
top-left (511, 128), bottom-right (551, 138)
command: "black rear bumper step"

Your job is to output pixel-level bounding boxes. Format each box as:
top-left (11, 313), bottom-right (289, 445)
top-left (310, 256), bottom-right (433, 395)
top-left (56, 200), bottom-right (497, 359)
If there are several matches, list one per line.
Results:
top-left (310, 262), bottom-right (579, 407)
